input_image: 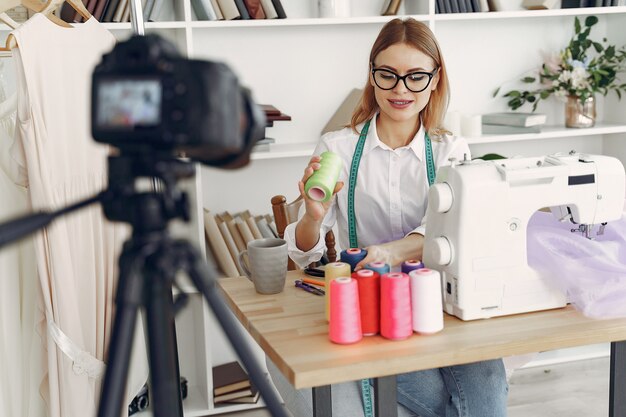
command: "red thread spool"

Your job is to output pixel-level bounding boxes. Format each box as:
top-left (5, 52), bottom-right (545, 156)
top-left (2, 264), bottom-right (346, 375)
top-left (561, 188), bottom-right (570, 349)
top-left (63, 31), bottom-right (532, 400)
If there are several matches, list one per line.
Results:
top-left (329, 277), bottom-right (362, 344)
top-left (352, 269), bottom-right (380, 336)
top-left (380, 272), bottom-right (413, 340)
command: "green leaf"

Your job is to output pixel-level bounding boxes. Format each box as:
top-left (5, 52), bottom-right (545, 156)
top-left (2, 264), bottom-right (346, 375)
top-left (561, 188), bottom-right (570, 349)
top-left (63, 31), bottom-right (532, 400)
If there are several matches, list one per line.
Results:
top-left (575, 16), bottom-right (581, 34)
top-left (504, 90), bottom-right (521, 98)
top-left (617, 89), bottom-right (622, 100)
top-left (585, 15), bottom-right (598, 27)
top-left (492, 87), bottom-right (500, 97)
top-left (593, 42), bottom-right (604, 53)
top-left (521, 76), bottom-right (536, 83)
top-left (540, 91), bottom-right (551, 99)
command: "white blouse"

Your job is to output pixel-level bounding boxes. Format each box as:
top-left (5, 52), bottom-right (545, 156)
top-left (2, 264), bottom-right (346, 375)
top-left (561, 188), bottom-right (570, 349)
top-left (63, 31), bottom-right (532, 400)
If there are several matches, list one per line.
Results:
top-left (285, 113), bottom-right (472, 268)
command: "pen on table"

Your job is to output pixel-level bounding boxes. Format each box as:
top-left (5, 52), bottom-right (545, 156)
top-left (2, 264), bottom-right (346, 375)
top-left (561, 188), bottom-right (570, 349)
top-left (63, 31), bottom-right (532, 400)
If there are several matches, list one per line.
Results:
top-left (302, 277), bottom-right (325, 287)
top-left (295, 280), bottom-right (325, 296)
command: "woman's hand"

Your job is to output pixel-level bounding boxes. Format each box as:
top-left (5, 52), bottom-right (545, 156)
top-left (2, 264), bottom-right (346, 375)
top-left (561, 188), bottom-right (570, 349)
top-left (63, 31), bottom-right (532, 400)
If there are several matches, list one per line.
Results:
top-left (355, 243), bottom-right (395, 271)
top-left (298, 155), bottom-right (343, 223)
top-left (354, 234), bottom-right (425, 271)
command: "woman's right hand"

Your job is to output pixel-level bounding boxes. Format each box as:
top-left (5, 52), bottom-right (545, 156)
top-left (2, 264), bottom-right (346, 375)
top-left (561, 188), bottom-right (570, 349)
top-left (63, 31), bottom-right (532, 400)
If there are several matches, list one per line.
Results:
top-left (298, 155), bottom-right (343, 223)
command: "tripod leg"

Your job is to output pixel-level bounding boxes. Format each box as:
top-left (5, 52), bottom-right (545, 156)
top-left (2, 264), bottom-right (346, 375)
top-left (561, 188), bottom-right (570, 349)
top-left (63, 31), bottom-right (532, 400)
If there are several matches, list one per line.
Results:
top-left (98, 248), bottom-right (145, 417)
top-left (178, 241), bottom-right (290, 417)
top-left (144, 258), bottom-right (184, 417)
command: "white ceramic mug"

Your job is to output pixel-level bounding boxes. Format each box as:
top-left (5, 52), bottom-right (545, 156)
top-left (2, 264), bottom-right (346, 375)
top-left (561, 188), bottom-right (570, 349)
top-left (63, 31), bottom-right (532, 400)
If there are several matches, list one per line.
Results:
top-left (238, 238), bottom-right (288, 294)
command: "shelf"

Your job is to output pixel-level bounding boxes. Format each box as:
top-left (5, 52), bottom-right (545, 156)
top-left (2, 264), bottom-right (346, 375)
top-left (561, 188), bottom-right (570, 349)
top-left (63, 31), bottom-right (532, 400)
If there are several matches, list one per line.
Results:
top-left (250, 142), bottom-right (316, 160)
top-left (102, 21), bottom-right (188, 30)
top-left (466, 122), bottom-right (626, 145)
top-left (188, 14), bottom-right (428, 28)
top-left (433, 6), bottom-right (626, 21)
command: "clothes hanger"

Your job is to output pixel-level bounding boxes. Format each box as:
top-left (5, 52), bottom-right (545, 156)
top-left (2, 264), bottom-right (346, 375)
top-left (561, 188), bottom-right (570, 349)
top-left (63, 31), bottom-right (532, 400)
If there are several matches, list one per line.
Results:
top-left (0, 0), bottom-right (92, 51)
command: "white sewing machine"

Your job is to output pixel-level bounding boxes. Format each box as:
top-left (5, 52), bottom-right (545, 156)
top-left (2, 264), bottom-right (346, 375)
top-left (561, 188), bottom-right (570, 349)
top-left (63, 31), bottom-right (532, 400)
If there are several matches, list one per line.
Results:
top-left (422, 152), bottom-right (625, 321)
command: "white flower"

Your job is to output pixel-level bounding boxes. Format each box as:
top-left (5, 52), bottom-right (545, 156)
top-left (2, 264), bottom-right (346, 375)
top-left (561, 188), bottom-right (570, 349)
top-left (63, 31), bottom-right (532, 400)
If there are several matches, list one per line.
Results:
top-left (559, 70), bottom-right (572, 84)
top-left (570, 67), bottom-right (590, 89)
top-left (554, 88), bottom-right (569, 101)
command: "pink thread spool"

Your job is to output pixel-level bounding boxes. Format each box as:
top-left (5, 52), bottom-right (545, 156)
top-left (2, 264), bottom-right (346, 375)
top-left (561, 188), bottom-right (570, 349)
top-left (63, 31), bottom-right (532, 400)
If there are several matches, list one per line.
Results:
top-left (329, 277), bottom-right (363, 344)
top-left (409, 268), bottom-right (444, 334)
top-left (380, 272), bottom-right (413, 340)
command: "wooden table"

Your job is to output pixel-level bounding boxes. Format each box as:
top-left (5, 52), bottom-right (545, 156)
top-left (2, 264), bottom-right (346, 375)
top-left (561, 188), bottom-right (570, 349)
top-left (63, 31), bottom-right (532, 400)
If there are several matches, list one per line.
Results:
top-left (218, 271), bottom-right (626, 417)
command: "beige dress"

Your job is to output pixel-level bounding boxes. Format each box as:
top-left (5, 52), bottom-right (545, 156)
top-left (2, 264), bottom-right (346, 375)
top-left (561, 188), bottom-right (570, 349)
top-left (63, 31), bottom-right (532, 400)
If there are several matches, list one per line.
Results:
top-left (0, 84), bottom-right (45, 417)
top-left (9, 14), bottom-right (148, 417)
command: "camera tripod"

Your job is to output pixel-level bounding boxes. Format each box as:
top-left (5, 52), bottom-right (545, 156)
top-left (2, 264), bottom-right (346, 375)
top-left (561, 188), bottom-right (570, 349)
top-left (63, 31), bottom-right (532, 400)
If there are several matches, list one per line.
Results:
top-left (0, 154), bottom-right (290, 417)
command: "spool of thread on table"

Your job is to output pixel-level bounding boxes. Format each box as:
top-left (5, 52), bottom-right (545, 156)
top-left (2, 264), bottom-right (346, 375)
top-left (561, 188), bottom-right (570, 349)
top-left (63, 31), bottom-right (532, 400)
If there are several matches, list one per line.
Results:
top-left (409, 268), bottom-right (444, 335)
top-left (401, 259), bottom-right (424, 275)
top-left (380, 272), bottom-right (413, 340)
top-left (325, 262), bottom-right (351, 322)
top-left (364, 261), bottom-right (390, 276)
top-left (340, 248), bottom-right (368, 272)
top-left (304, 151), bottom-right (343, 203)
top-left (352, 269), bottom-right (380, 336)
top-left (329, 277), bottom-right (362, 344)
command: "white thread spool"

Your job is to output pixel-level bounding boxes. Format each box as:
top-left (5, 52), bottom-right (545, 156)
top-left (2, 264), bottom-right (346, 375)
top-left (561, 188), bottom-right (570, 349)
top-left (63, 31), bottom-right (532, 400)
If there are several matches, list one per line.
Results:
top-left (409, 268), bottom-right (444, 334)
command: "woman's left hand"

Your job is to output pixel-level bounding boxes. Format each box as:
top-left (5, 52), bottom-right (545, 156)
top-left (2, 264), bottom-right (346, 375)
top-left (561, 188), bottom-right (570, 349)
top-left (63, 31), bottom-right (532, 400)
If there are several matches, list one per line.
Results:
top-left (355, 243), bottom-right (395, 271)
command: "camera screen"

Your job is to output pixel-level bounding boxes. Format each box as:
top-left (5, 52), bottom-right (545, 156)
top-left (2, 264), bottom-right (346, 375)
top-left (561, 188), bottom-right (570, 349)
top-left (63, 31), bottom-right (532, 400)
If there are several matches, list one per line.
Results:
top-left (96, 79), bottom-right (162, 129)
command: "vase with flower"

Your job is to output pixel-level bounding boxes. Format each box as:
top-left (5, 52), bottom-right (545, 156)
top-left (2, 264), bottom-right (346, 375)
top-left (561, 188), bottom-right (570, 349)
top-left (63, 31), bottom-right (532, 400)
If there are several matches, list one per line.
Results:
top-left (495, 16), bottom-right (626, 128)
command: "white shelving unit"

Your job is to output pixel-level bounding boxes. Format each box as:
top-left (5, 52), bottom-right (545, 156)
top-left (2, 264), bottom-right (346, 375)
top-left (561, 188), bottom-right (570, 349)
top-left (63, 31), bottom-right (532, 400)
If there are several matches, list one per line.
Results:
top-left (3, 1), bottom-right (625, 415)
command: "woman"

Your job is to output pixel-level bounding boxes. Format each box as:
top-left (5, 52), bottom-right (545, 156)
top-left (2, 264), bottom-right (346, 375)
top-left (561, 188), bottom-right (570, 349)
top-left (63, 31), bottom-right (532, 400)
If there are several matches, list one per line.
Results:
top-left (268, 17), bottom-right (508, 417)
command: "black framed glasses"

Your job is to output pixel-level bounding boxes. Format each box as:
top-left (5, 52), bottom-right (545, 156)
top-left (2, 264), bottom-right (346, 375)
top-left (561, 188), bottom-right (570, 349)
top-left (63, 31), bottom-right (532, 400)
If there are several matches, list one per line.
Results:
top-left (371, 66), bottom-right (438, 93)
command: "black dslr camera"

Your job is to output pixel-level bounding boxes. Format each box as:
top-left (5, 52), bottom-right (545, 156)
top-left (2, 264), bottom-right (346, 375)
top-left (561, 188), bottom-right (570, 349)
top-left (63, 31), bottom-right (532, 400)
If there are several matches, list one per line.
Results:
top-left (91, 35), bottom-right (265, 168)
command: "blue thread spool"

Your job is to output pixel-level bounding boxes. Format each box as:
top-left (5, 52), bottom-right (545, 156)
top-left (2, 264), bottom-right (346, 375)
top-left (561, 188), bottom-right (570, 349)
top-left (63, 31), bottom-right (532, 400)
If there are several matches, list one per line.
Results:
top-left (364, 261), bottom-right (390, 276)
top-left (401, 259), bottom-right (424, 275)
top-left (340, 248), bottom-right (368, 272)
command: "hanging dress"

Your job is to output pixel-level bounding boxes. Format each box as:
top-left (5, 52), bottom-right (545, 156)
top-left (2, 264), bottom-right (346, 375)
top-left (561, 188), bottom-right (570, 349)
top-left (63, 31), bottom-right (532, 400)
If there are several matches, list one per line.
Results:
top-left (0, 60), bottom-right (45, 417)
top-left (8, 13), bottom-right (148, 417)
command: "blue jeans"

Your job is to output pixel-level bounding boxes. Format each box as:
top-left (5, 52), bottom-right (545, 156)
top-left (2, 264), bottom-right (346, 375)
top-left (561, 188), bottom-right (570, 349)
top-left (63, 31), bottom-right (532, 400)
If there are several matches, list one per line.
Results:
top-left (397, 359), bottom-right (509, 417)
top-left (267, 358), bottom-right (508, 417)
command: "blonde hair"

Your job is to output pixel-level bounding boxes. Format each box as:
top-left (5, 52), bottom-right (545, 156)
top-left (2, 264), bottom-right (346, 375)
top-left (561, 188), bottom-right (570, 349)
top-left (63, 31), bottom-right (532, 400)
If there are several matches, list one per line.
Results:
top-left (350, 18), bottom-right (450, 138)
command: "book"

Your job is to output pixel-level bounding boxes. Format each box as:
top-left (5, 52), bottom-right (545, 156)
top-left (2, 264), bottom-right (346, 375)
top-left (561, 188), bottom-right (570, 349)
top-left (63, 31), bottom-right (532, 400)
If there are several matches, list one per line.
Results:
top-left (149, 0), bottom-right (166, 21)
top-left (233, 0), bottom-right (251, 18)
top-left (256, 216), bottom-right (276, 239)
top-left (245, 215), bottom-right (264, 240)
top-left (143, 0), bottom-right (155, 19)
top-left (449, 0), bottom-right (460, 13)
top-left (482, 112), bottom-right (547, 127)
top-left (210, 0), bottom-right (225, 19)
top-left (217, 0), bottom-right (241, 19)
top-left (192, 0), bottom-right (218, 20)
top-left (259, 0), bottom-right (278, 18)
top-left (381, 0), bottom-right (402, 15)
top-left (482, 124), bottom-right (542, 135)
top-left (112, 0), bottom-right (128, 22)
top-left (226, 218), bottom-right (246, 252)
top-left (102, 0), bottom-right (121, 21)
top-left (224, 385), bottom-right (260, 404)
top-left (93, 0), bottom-right (112, 21)
top-left (522, 0), bottom-right (559, 9)
top-left (270, 0), bottom-right (286, 18)
top-left (216, 219), bottom-right (244, 275)
top-left (243, 0), bottom-right (266, 18)
top-left (212, 361), bottom-right (250, 396)
top-left (122, 2), bottom-right (131, 22)
top-left (204, 209), bottom-right (240, 277)
top-left (214, 386), bottom-right (256, 403)
top-left (235, 216), bottom-right (255, 245)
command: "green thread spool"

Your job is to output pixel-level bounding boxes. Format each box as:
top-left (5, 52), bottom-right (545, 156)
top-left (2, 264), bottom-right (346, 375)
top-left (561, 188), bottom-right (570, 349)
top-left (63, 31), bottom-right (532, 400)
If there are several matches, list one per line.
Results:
top-left (305, 151), bottom-right (343, 203)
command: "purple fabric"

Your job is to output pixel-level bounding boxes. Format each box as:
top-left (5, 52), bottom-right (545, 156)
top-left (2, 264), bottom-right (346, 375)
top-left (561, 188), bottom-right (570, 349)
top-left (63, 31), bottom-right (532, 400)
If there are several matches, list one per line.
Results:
top-left (527, 209), bottom-right (626, 318)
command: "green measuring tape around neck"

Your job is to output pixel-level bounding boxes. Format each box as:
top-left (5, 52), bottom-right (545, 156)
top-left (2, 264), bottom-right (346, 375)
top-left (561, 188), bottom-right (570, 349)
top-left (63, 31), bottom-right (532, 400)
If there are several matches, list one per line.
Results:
top-left (348, 119), bottom-right (435, 417)
top-left (348, 119), bottom-right (436, 248)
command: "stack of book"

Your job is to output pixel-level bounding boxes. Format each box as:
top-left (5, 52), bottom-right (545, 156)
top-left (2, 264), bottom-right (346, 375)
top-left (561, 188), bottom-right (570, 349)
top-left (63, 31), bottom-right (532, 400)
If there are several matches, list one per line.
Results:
top-left (254, 104), bottom-right (291, 152)
top-left (562, 0), bottom-right (625, 7)
top-left (59, 0), bottom-right (168, 23)
top-left (436, 0), bottom-right (489, 13)
top-left (191, 0), bottom-right (287, 21)
top-left (481, 112), bottom-right (547, 135)
top-left (203, 208), bottom-right (278, 278)
top-left (213, 361), bottom-right (260, 405)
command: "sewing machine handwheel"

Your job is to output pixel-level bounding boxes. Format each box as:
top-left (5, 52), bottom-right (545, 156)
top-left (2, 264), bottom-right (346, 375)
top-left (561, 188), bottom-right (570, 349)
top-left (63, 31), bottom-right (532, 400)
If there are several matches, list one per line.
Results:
top-left (429, 183), bottom-right (453, 213)
top-left (429, 236), bottom-right (453, 266)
